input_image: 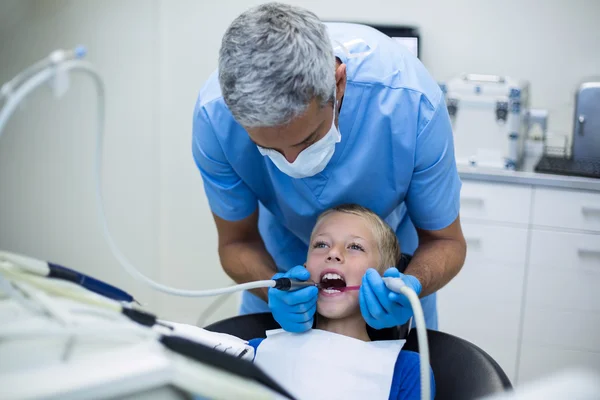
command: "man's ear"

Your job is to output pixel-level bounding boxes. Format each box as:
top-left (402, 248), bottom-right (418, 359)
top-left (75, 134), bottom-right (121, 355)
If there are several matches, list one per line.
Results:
top-left (335, 63), bottom-right (347, 104)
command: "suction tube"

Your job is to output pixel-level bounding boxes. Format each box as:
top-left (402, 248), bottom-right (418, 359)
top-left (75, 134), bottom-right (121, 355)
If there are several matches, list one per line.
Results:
top-left (383, 277), bottom-right (431, 400)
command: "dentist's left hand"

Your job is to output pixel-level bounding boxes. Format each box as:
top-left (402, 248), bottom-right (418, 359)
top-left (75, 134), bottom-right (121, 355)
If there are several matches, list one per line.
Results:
top-left (268, 265), bottom-right (319, 333)
top-left (359, 267), bottom-right (422, 330)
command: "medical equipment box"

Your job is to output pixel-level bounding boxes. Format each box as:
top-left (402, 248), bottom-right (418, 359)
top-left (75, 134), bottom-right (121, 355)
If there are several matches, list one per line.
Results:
top-left (441, 74), bottom-right (530, 170)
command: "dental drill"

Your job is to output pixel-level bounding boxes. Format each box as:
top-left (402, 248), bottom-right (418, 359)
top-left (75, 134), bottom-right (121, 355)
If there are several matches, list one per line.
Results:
top-left (0, 47), bottom-right (431, 400)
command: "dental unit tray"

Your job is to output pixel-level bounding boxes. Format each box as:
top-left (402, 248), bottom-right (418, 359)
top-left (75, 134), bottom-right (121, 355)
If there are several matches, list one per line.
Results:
top-left (0, 252), bottom-right (295, 399)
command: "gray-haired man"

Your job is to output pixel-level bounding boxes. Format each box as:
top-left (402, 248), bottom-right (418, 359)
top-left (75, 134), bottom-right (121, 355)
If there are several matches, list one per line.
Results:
top-left (192, 3), bottom-right (466, 333)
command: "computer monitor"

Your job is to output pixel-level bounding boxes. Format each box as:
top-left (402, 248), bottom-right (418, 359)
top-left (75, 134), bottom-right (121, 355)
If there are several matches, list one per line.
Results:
top-left (366, 25), bottom-right (421, 59)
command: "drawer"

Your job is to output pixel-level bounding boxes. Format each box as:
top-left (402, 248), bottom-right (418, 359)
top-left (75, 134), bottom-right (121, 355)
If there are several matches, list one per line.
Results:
top-left (521, 308), bottom-right (600, 353)
top-left (438, 223), bottom-right (528, 329)
top-left (517, 344), bottom-right (600, 385)
top-left (527, 230), bottom-right (600, 312)
top-left (533, 187), bottom-right (600, 232)
top-left (438, 293), bottom-right (522, 344)
top-left (460, 181), bottom-right (532, 225)
top-left (461, 222), bottom-right (529, 268)
top-left (438, 303), bottom-right (519, 382)
top-left (438, 222), bottom-right (527, 382)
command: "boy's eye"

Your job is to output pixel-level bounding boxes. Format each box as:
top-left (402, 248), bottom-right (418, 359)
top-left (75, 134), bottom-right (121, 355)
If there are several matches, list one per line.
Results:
top-left (313, 241), bottom-right (328, 249)
top-left (349, 243), bottom-right (364, 251)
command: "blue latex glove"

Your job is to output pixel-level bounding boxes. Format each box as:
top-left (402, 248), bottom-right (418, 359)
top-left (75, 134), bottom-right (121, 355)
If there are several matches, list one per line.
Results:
top-left (268, 265), bottom-right (318, 333)
top-left (359, 267), bottom-right (423, 330)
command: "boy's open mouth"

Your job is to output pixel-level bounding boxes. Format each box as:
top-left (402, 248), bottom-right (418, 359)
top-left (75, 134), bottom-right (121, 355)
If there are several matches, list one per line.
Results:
top-left (320, 272), bottom-right (346, 294)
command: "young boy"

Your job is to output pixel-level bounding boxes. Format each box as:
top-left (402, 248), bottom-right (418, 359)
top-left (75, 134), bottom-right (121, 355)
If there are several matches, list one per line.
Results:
top-left (248, 204), bottom-right (435, 400)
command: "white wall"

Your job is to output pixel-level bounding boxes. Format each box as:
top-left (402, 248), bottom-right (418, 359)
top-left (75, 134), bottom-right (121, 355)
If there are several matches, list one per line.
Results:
top-left (0, 0), bottom-right (162, 310)
top-left (1, 0), bottom-right (599, 326)
top-left (155, 0), bottom-right (600, 323)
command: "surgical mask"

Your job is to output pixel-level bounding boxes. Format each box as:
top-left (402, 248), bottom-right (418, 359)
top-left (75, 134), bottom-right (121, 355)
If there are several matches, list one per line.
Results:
top-left (257, 99), bottom-right (341, 179)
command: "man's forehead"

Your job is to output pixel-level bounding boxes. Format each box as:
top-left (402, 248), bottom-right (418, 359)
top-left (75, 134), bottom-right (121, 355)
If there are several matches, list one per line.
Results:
top-left (246, 99), bottom-right (326, 148)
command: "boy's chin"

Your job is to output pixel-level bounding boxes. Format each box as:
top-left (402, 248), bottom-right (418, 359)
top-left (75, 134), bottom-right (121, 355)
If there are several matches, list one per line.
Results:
top-left (317, 304), bottom-right (359, 320)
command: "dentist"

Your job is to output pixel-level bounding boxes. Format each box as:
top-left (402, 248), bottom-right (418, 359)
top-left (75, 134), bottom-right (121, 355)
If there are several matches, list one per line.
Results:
top-left (192, 3), bottom-right (466, 332)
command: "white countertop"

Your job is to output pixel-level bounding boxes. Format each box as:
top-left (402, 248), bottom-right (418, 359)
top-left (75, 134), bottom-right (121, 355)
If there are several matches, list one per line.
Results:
top-left (457, 155), bottom-right (600, 192)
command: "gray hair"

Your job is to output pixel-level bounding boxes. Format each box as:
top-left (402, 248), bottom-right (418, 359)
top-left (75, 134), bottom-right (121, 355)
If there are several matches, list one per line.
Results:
top-left (218, 2), bottom-right (336, 128)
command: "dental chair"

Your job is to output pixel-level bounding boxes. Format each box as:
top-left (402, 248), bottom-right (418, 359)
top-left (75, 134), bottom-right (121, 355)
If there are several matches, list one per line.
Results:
top-left (205, 253), bottom-right (512, 399)
top-left (205, 313), bottom-right (513, 400)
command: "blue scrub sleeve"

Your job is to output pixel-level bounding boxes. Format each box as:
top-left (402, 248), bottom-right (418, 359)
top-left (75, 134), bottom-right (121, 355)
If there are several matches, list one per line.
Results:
top-left (192, 105), bottom-right (258, 221)
top-left (405, 94), bottom-right (462, 231)
top-left (389, 350), bottom-right (436, 400)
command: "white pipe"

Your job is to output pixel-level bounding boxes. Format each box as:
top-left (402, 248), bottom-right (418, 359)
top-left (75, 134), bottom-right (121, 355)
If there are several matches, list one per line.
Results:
top-left (0, 60), bottom-right (276, 297)
top-left (383, 277), bottom-right (431, 400)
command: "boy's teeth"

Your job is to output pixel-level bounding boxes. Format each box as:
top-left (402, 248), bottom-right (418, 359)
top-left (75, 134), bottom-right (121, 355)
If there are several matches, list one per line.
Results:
top-left (322, 273), bottom-right (344, 281)
top-left (323, 288), bottom-right (341, 294)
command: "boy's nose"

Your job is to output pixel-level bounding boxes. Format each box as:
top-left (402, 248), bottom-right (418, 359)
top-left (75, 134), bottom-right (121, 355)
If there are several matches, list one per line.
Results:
top-left (326, 247), bottom-right (344, 263)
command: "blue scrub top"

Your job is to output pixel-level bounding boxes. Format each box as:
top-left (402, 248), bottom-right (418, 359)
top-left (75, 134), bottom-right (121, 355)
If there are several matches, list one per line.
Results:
top-left (192, 22), bottom-right (462, 330)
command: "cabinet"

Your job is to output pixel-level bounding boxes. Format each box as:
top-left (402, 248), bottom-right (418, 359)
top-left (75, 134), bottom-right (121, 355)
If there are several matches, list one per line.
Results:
top-left (519, 188), bottom-right (600, 384)
top-left (437, 222), bottom-right (528, 381)
top-left (532, 187), bottom-right (600, 232)
top-left (459, 180), bottom-right (532, 224)
top-left (437, 180), bottom-right (600, 385)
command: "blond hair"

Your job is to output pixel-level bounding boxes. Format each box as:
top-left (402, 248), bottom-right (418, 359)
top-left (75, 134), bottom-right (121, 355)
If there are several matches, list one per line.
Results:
top-left (311, 204), bottom-right (401, 271)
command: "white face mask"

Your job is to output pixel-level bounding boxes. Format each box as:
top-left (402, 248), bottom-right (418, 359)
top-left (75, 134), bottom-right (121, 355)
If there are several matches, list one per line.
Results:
top-left (257, 99), bottom-right (341, 179)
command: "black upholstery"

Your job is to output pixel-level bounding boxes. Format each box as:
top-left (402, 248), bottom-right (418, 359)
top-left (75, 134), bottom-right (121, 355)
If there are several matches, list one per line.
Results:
top-left (205, 312), bottom-right (512, 400)
top-left (206, 312), bottom-right (280, 341)
top-left (204, 311), bottom-right (406, 342)
top-left (404, 328), bottom-right (512, 399)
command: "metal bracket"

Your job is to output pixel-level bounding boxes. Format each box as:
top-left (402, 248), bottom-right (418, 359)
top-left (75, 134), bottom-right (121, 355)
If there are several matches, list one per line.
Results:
top-left (576, 114), bottom-right (586, 136)
top-left (495, 101), bottom-right (508, 122)
top-left (509, 88), bottom-right (521, 99)
top-left (505, 159), bottom-right (516, 170)
top-left (526, 108), bottom-right (549, 140)
top-left (447, 98), bottom-right (459, 118)
top-left (511, 99), bottom-right (521, 114)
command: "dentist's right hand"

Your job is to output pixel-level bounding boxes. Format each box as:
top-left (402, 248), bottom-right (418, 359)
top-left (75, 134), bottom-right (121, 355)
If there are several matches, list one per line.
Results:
top-left (268, 265), bottom-right (318, 333)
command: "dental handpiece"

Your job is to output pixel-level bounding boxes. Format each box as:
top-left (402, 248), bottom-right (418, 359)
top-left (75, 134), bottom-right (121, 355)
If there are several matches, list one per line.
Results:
top-left (272, 278), bottom-right (319, 291)
top-left (272, 278), bottom-right (361, 292)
